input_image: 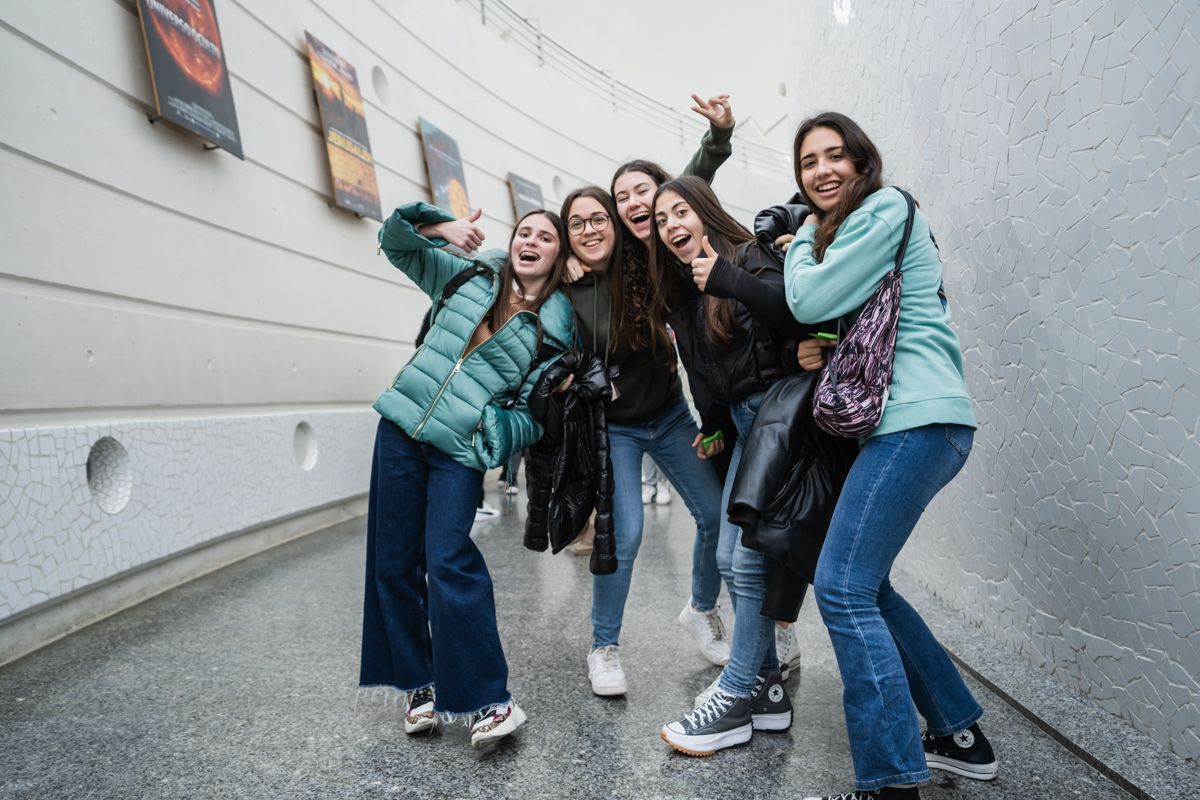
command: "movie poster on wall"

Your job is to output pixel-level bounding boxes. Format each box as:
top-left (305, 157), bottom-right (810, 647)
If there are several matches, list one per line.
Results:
top-left (135, 0), bottom-right (243, 158)
top-left (305, 32), bottom-right (382, 222)
top-left (507, 173), bottom-right (545, 218)
top-left (418, 118), bottom-right (471, 219)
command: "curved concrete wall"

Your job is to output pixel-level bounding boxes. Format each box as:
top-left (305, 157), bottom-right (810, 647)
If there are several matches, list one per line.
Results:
top-left (0, 0), bottom-right (791, 635)
top-left (786, 0), bottom-right (1200, 762)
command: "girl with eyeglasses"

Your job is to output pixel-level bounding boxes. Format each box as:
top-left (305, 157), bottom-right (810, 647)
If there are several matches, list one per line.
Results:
top-left (561, 94), bottom-right (738, 698)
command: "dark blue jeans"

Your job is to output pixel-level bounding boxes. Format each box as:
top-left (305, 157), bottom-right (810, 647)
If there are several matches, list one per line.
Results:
top-left (359, 418), bottom-right (509, 715)
top-left (814, 423), bottom-right (982, 791)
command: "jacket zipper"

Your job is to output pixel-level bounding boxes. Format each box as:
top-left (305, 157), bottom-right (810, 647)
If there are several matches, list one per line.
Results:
top-left (410, 303), bottom-right (536, 438)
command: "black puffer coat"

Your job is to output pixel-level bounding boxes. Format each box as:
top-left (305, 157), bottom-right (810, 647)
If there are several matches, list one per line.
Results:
top-left (524, 349), bottom-right (616, 576)
top-left (727, 371), bottom-right (858, 620)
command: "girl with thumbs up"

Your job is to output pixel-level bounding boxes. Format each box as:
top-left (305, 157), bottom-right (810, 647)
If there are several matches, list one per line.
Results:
top-left (646, 175), bottom-right (824, 755)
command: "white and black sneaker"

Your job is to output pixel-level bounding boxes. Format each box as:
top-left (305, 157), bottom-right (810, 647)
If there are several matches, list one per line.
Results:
top-left (922, 722), bottom-right (997, 780)
top-left (403, 685), bottom-right (437, 734)
top-left (749, 670), bottom-right (792, 731)
top-left (469, 699), bottom-right (526, 749)
top-left (660, 690), bottom-right (752, 756)
top-left (803, 787), bottom-right (920, 800)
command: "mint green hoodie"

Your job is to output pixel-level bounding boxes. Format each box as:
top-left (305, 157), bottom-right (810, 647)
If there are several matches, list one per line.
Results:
top-left (784, 188), bottom-right (976, 438)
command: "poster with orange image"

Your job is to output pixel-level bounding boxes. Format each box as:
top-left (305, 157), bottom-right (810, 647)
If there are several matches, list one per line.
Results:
top-left (305, 32), bottom-right (382, 222)
top-left (135, 0), bottom-right (243, 158)
top-left (418, 118), bottom-right (471, 220)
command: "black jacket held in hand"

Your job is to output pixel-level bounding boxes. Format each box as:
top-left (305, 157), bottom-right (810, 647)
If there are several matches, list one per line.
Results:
top-left (754, 192), bottom-right (810, 265)
top-left (728, 372), bottom-right (858, 620)
top-left (524, 349), bottom-right (616, 576)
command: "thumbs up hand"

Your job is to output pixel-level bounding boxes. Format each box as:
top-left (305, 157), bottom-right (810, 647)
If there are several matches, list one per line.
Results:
top-left (691, 235), bottom-right (718, 292)
top-left (420, 208), bottom-right (486, 254)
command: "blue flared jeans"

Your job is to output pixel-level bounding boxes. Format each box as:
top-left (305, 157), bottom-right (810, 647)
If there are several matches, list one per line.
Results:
top-left (359, 418), bottom-right (509, 716)
top-left (813, 423), bottom-right (983, 791)
top-left (592, 396), bottom-right (725, 647)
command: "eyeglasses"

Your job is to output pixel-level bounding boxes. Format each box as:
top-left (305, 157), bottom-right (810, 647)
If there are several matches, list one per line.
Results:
top-left (567, 213), bottom-right (610, 234)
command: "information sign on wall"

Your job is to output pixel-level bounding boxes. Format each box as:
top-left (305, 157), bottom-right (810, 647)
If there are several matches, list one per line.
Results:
top-left (305, 32), bottom-right (382, 222)
top-left (135, 0), bottom-right (243, 158)
top-left (507, 173), bottom-right (545, 218)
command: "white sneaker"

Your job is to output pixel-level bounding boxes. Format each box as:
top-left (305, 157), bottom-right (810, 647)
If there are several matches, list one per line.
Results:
top-left (587, 645), bottom-right (628, 696)
top-left (678, 603), bottom-right (730, 665)
top-left (654, 479), bottom-right (672, 505)
top-left (474, 500), bottom-right (499, 523)
top-left (776, 624), bottom-right (802, 682)
top-left (641, 483), bottom-right (656, 505)
top-left (694, 673), bottom-right (723, 707)
top-left (469, 699), bottom-right (526, 749)
top-left (404, 685), bottom-right (437, 734)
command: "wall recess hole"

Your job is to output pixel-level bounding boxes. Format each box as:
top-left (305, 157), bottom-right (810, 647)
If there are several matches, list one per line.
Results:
top-left (371, 66), bottom-right (391, 105)
top-left (294, 422), bottom-right (319, 471)
top-left (552, 175), bottom-right (565, 199)
top-left (87, 437), bottom-right (132, 514)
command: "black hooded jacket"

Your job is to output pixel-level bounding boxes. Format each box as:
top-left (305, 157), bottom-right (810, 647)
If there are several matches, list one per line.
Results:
top-left (524, 349), bottom-right (616, 576)
top-left (665, 240), bottom-right (809, 417)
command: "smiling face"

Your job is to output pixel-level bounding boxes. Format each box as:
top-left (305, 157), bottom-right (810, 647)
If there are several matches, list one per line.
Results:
top-left (612, 170), bottom-right (658, 242)
top-left (654, 190), bottom-right (706, 264)
top-left (566, 196), bottom-right (615, 269)
top-left (797, 126), bottom-right (858, 213)
top-left (509, 213), bottom-right (560, 286)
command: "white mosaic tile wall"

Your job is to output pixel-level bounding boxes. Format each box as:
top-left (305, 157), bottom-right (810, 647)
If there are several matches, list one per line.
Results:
top-left (0, 411), bottom-right (375, 621)
top-left (787, 0), bottom-right (1200, 763)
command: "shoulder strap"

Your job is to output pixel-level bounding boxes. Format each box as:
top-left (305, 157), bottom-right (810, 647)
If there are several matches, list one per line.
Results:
top-left (431, 261), bottom-right (492, 325)
top-left (891, 187), bottom-right (917, 275)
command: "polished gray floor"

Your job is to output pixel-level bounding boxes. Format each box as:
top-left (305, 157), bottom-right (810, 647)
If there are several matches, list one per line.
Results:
top-left (0, 484), bottom-right (1186, 799)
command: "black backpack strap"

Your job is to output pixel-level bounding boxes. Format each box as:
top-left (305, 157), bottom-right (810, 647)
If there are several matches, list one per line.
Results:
top-left (893, 187), bottom-right (947, 306)
top-left (432, 261), bottom-right (491, 325)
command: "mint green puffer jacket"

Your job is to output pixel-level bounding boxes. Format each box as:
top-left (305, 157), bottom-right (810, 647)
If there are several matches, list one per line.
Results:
top-left (373, 203), bottom-right (575, 472)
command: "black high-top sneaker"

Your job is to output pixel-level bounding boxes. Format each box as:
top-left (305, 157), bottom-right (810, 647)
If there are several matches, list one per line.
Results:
top-left (749, 670), bottom-right (793, 731)
top-left (803, 786), bottom-right (920, 799)
top-left (922, 722), bottom-right (997, 780)
top-left (660, 690), bottom-right (753, 756)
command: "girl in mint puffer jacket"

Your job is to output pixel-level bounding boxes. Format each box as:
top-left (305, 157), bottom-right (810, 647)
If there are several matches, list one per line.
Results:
top-left (359, 203), bottom-right (574, 751)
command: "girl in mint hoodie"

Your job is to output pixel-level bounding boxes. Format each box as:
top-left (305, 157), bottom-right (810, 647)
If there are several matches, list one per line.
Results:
top-left (360, 204), bottom-right (574, 750)
top-left (784, 113), bottom-right (997, 800)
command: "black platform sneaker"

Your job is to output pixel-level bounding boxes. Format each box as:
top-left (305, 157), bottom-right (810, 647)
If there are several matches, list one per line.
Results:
top-left (922, 722), bottom-right (997, 780)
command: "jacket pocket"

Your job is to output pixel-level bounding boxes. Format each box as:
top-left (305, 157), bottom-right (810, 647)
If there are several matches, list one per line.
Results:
top-left (473, 404), bottom-right (511, 470)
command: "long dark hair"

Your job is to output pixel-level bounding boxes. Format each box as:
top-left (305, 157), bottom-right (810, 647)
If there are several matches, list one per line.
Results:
top-left (647, 176), bottom-right (751, 345)
top-left (564, 179), bottom-right (670, 354)
top-left (484, 209), bottom-right (568, 332)
top-left (792, 112), bottom-right (883, 261)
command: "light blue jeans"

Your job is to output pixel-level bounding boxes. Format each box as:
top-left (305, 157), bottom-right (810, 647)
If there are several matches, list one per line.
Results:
top-left (813, 423), bottom-right (983, 791)
top-left (592, 396), bottom-right (725, 647)
top-left (716, 392), bottom-right (779, 697)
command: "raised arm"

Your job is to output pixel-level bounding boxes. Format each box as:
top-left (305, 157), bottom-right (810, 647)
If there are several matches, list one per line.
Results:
top-left (680, 94), bottom-right (734, 182)
top-left (378, 203), bottom-right (486, 298)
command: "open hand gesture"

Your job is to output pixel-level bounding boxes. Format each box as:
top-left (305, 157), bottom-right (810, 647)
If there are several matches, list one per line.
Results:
top-left (691, 236), bottom-right (718, 292)
top-left (690, 94), bottom-right (734, 129)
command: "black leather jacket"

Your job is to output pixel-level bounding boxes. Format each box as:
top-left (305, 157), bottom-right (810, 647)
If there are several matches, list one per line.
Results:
top-left (727, 372), bottom-right (859, 620)
top-left (524, 349), bottom-right (616, 576)
top-left (665, 241), bottom-right (807, 417)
